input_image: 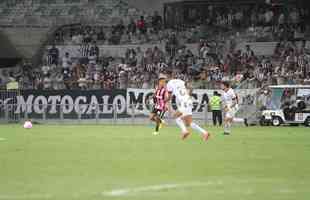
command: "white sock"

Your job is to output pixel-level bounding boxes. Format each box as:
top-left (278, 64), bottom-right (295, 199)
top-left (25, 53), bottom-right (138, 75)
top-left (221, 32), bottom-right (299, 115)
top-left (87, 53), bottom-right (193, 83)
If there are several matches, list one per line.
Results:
top-left (175, 117), bottom-right (188, 133)
top-left (224, 123), bottom-right (228, 133)
top-left (190, 122), bottom-right (206, 135)
top-left (224, 122), bottom-right (231, 133)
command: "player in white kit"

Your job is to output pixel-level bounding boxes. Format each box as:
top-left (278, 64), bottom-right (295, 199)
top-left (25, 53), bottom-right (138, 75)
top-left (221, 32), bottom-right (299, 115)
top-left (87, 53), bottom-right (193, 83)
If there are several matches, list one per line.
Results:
top-left (221, 81), bottom-right (238, 135)
top-left (165, 76), bottom-right (210, 141)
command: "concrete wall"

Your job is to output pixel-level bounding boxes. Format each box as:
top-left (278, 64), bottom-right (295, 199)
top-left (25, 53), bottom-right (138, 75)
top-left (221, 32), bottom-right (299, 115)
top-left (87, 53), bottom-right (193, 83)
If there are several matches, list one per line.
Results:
top-left (0, 27), bottom-right (50, 58)
top-left (127, 0), bottom-right (180, 14)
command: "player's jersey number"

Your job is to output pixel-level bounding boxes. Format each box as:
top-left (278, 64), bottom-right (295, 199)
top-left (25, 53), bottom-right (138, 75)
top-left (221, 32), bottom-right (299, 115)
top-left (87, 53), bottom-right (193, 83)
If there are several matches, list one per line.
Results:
top-left (183, 101), bottom-right (192, 108)
top-left (177, 87), bottom-right (187, 96)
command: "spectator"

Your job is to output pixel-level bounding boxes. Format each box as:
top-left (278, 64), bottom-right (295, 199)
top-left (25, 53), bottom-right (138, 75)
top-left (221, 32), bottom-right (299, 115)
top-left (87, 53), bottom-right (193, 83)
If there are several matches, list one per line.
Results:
top-left (152, 11), bottom-right (163, 32)
top-left (136, 16), bottom-right (147, 34)
top-left (165, 32), bottom-right (178, 57)
top-left (114, 20), bottom-right (126, 36)
top-left (54, 72), bottom-right (64, 90)
top-left (89, 41), bottom-right (99, 64)
top-left (43, 74), bottom-right (52, 90)
top-left (152, 46), bottom-right (164, 64)
top-left (47, 44), bottom-right (59, 65)
top-left (127, 19), bottom-right (137, 34)
top-left (72, 32), bottom-right (83, 45)
top-left (62, 52), bottom-right (71, 70)
top-left (78, 73), bottom-right (88, 90)
top-left (118, 70), bottom-right (128, 89)
top-left (243, 45), bottom-right (255, 61)
top-left (265, 9), bottom-right (274, 26)
top-left (304, 74), bottom-right (310, 84)
top-left (97, 29), bottom-right (106, 43)
top-left (6, 77), bottom-right (19, 90)
top-left (41, 62), bottom-right (50, 76)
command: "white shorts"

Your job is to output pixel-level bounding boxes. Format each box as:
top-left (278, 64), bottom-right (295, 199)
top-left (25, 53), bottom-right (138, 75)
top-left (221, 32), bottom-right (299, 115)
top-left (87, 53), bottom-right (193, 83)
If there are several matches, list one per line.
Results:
top-left (225, 105), bottom-right (238, 119)
top-left (177, 100), bottom-right (193, 117)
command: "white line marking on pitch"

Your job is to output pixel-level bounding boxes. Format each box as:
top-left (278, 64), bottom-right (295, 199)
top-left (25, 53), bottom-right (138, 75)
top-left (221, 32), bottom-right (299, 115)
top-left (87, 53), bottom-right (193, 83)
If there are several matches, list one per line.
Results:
top-left (101, 181), bottom-right (222, 197)
top-left (0, 138), bottom-right (6, 141)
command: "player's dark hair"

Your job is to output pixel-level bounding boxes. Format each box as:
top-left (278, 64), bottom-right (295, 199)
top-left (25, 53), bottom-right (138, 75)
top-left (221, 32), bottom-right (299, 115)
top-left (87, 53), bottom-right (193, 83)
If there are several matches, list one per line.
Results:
top-left (222, 81), bottom-right (230, 88)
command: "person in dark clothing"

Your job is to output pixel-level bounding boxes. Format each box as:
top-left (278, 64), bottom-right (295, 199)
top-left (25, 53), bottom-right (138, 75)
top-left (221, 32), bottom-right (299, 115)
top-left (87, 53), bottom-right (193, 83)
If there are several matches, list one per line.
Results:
top-left (89, 41), bottom-right (99, 57)
top-left (48, 44), bottom-right (59, 65)
top-left (152, 11), bottom-right (163, 32)
top-left (128, 19), bottom-right (137, 34)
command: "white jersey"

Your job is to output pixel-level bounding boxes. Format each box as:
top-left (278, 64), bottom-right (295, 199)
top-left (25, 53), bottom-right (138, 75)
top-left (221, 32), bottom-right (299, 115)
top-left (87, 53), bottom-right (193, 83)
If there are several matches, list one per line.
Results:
top-left (222, 88), bottom-right (237, 108)
top-left (167, 79), bottom-right (191, 103)
top-left (167, 79), bottom-right (192, 116)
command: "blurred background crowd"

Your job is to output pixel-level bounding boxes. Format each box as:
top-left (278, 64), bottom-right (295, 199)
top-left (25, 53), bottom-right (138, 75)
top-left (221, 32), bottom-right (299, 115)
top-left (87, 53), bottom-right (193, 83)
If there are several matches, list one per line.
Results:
top-left (0, 0), bottom-right (309, 91)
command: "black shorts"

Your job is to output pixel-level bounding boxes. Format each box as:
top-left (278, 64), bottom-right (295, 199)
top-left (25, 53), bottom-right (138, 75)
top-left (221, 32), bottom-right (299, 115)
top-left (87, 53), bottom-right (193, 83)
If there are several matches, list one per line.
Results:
top-left (151, 107), bottom-right (165, 119)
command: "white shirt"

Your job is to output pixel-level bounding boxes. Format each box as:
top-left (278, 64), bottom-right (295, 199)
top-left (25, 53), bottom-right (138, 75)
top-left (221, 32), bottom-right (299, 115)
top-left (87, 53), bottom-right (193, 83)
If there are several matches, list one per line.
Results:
top-left (278, 14), bottom-right (284, 24)
top-left (43, 77), bottom-right (52, 89)
top-left (167, 79), bottom-right (190, 104)
top-left (88, 55), bottom-right (97, 64)
top-left (62, 56), bottom-right (70, 69)
top-left (42, 65), bottom-right (50, 75)
top-left (222, 88), bottom-right (237, 107)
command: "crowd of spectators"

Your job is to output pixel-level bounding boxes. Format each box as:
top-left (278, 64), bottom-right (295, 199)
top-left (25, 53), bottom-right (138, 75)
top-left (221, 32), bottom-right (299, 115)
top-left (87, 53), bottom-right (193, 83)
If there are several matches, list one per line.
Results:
top-left (1, 4), bottom-right (310, 91)
top-left (52, 11), bottom-right (170, 45)
top-left (230, 40), bottom-right (310, 89)
top-left (51, 4), bottom-right (309, 45)
top-left (171, 3), bottom-right (308, 42)
top-left (2, 37), bottom-right (309, 91)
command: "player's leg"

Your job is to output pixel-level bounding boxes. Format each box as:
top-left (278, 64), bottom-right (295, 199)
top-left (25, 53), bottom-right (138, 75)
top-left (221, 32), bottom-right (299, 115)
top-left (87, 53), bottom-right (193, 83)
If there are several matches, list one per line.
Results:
top-left (218, 110), bottom-right (223, 126)
top-left (155, 110), bottom-right (166, 132)
top-left (159, 111), bottom-right (166, 122)
top-left (150, 108), bottom-right (161, 135)
top-left (212, 110), bottom-right (217, 126)
top-left (182, 113), bottom-right (210, 141)
top-left (223, 110), bottom-right (228, 135)
top-left (154, 116), bottom-right (161, 134)
top-left (158, 111), bottom-right (166, 129)
top-left (224, 106), bottom-right (238, 135)
top-left (149, 108), bottom-right (157, 122)
top-left (174, 111), bottom-right (190, 138)
top-left (224, 115), bottom-right (233, 135)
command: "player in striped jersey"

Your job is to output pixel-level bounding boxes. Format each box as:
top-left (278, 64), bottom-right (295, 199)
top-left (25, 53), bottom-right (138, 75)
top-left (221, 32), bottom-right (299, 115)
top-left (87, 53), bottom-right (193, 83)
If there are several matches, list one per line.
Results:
top-left (150, 75), bottom-right (168, 135)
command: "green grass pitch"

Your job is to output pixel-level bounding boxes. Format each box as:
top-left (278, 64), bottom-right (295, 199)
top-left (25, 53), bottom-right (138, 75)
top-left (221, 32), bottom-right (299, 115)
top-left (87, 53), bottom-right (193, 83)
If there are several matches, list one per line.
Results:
top-left (0, 125), bottom-right (310, 200)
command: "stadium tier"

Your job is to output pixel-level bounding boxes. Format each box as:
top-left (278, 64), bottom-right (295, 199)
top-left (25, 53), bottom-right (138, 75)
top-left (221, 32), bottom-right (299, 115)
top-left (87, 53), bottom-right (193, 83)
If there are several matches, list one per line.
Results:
top-left (0, 0), bottom-right (142, 26)
top-left (0, 0), bottom-right (309, 91)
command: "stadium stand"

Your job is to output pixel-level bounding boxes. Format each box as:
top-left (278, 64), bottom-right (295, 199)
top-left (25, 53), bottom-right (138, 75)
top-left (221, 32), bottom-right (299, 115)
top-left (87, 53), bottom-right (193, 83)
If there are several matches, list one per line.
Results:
top-left (0, 0), bottom-right (309, 91)
top-left (0, 0), bottom-right (143, 26)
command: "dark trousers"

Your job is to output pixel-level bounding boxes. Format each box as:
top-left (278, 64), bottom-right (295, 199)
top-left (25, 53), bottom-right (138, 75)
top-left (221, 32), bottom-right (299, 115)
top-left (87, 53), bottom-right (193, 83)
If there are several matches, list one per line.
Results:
top-left (212, 110), bottom-right (222, 126)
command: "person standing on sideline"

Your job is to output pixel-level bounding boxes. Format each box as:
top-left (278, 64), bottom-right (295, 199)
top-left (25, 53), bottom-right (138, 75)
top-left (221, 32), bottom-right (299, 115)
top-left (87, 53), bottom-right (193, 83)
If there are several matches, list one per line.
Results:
top-left (210, 91), bottom-right (222, 126)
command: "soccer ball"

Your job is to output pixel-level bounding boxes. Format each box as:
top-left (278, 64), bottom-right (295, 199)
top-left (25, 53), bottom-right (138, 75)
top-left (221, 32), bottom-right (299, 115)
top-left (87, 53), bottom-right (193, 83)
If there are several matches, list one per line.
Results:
top-left (23, 121), bottom-right (33, 129)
